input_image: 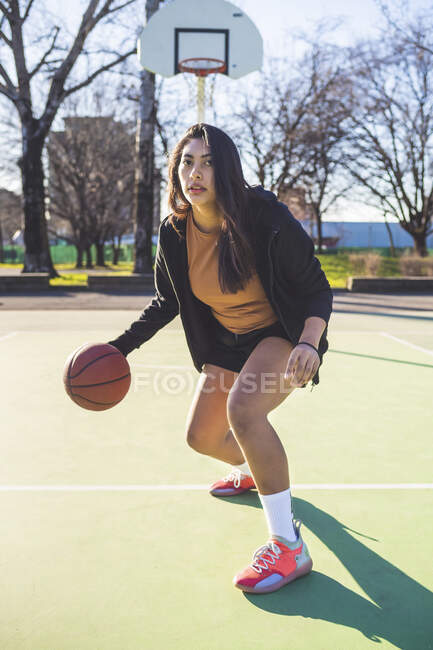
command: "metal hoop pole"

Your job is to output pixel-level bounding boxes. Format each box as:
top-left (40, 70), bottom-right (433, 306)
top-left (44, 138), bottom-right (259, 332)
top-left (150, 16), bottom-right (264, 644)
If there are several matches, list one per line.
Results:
top-left (197, 76), bottom-right (205, 122)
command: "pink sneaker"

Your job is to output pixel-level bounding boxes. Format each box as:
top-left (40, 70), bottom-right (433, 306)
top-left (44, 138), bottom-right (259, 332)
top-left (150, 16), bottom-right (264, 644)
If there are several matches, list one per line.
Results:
top-left (209, 468), bottom-right (255, 497)
top-left (233, 521), bottom-right (313, 594)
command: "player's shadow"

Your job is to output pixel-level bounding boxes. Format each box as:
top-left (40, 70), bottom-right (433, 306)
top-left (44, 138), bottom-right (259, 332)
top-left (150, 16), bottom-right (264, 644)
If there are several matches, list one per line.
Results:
top-left (224, 494), bottom-right (433, 648)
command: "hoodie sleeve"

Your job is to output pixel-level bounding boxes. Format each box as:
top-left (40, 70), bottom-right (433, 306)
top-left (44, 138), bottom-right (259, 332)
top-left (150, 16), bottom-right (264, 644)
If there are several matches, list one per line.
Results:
top-left (274, 215), bottom-right (333, 324)
top-left (108, 230), bottom-right (180, 356)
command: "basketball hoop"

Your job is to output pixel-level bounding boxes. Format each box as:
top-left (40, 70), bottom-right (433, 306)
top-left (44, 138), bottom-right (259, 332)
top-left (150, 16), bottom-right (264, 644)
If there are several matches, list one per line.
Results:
top-left (178, 58), bottom-right (226, 122)
top-left (178, 57), bottom-right (226, 77)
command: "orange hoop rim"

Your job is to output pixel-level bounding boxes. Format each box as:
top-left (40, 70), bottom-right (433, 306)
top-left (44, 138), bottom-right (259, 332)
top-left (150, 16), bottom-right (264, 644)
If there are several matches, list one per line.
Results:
top-left (178, 57), bottom-right (227, 77)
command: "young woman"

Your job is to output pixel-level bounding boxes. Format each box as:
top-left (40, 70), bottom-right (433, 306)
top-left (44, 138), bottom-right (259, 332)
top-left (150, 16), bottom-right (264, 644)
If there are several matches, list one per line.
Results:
top-left (109, 123), bottom-right (332, 595)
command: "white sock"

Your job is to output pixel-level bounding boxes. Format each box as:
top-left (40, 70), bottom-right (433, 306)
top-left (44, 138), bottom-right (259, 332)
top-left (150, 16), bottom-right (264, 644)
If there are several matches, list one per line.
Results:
top-left (259, 488), bottom-right (297, 542)
top-left (232, 461), bottom-right (251, 476)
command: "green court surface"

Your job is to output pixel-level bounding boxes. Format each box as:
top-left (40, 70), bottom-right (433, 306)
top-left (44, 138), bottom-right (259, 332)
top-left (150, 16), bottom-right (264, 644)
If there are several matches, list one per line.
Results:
top-left (1, 299), bottom-right (433, 649)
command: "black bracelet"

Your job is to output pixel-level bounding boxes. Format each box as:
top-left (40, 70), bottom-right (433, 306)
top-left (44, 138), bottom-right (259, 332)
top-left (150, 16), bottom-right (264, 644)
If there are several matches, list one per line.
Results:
top-left (297, 341), bottom-right (319, 354)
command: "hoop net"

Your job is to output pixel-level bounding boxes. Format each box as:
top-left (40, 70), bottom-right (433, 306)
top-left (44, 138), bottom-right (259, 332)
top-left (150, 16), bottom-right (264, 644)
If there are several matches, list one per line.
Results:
top-left (178, 58), bottom-right (226, 123)
top-left (178, 57), bottom-right (226, 77)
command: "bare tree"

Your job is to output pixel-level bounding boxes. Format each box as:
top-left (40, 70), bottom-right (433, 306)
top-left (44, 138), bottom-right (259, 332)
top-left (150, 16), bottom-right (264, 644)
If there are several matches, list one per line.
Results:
top-left (376, 0), bottom-right (433, 58)
top-left (48, 114), bottom-right (134, 268)
top-left (285, 45), bottom-right (352, 251)
top-left (232, 57), bottom-right (320, 197)
top-left (232, 46), bottom-right (351, 251)
top-left (342, 11), bottom-right (433, 256)
top-left (0, 0), bottom-right (137, 275)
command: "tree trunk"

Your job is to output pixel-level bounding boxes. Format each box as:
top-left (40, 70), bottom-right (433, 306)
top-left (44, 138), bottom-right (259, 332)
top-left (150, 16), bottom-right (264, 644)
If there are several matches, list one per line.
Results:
top-left (85, 246), bottom-right (93, 268)
top-left (112, 243), bottom-right (121, 265)
top-left (75, 245), bottom-right (84, 269)
top-left (133, 0), bottom-right (160, 274)
top-left (19, 125), bottom-right (58, 277)
top-left (315, 206), bottom-right (323, 253)
top-left (384, 216), bottom-right (396, 257)
top-left (0, 219), bottom-right (4, 263)
top-left (96, 242), bottom-right (106, 266)
top-left (412, 231), bottom-right (428, 257)
top-left (133, 69), bottom-right (155, 274)
top-left (153, 167), bottom-right (162, 235)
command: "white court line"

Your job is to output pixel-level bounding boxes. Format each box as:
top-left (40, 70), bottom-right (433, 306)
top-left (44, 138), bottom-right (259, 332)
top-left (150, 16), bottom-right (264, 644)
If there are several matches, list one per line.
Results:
top-left (380, 332), bottom-right (433, 357)
top-left (0, 332), bottom-right (18, 342)
top-left (0, 483), bottom-right (432, 492)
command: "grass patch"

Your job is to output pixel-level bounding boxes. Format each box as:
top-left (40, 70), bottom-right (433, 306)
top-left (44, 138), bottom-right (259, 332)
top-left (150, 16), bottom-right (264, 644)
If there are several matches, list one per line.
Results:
top-left (380, 257), bottom-right (401, 276)
top-left (53, 263), bottom-right (135, 273)
top-left (317, 253), bottom-right (352, 288)
top-left (317, 252), bottom-right (403, 288)
top-left (49, 264), bottom-right (135, 286)
top-left (50, 274), bottom-right (88, 287)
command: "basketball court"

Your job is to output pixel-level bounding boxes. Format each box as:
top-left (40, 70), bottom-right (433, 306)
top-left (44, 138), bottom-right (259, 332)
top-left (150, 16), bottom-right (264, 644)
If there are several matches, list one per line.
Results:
top-left (1, 0), bottom-right (432, 647)
top-left (1, 290), bottom-right (432, 649)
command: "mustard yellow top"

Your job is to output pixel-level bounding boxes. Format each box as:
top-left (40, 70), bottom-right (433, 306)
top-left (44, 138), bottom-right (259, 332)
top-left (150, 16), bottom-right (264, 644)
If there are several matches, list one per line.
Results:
top-left (186, 212), bottom-right (278, 334)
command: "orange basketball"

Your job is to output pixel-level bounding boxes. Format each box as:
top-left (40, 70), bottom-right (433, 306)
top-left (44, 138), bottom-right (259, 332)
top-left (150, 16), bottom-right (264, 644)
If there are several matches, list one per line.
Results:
top-left (63, 343), bottom-right (131, 411)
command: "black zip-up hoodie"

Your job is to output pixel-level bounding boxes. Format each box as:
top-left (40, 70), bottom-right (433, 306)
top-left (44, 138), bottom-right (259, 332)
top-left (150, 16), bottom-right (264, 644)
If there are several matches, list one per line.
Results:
top-left (109, 186), bottom-right (333, 386)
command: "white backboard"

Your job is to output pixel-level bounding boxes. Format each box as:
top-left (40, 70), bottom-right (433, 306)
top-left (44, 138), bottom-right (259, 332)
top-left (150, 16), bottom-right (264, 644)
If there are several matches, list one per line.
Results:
top-left (138, 0), bottom-right (263, 79)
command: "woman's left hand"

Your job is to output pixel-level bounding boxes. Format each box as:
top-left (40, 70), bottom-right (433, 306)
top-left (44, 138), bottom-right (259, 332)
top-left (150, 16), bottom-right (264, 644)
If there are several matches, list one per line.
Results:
top-left (284, 343), bottom-right (320, 387)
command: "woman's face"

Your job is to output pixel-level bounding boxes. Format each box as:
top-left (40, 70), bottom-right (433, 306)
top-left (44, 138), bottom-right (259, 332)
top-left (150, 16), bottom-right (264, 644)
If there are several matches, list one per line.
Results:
top-left (178, 138), bottom-right (217, 208)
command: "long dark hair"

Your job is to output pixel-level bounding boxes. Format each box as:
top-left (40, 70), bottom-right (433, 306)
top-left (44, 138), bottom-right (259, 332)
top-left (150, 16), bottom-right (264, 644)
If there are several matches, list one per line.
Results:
top-left (167, 123), bottom-right (257, 294)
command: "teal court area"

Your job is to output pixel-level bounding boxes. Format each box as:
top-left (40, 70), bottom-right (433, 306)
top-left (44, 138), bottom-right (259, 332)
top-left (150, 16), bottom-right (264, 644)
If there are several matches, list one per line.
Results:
top-left (0, 292), bottom-right (432, 649)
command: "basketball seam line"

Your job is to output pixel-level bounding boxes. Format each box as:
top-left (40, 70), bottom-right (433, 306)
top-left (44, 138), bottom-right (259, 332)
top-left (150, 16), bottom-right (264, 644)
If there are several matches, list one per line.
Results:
top-left (68, 351), bottom-right (123, 380)
top-left (65, 342), bottom-right (92, 388)
top-left (65, 345), bottom-right (84, 396)
top-left (69, 373), bottom-right (131, 389)
top-left (68, 393), bottom-right (121, 406)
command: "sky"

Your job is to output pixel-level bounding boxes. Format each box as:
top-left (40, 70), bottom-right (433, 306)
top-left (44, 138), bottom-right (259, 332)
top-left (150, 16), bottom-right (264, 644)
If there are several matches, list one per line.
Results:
top-left (229, 0), bottom-right (431, 55)
top-left (44, 0), bottom-right (432, 60)
top-left (233, 0), bottom-right (384, 54)
top-left (2, 0), bottom-right (432, 220)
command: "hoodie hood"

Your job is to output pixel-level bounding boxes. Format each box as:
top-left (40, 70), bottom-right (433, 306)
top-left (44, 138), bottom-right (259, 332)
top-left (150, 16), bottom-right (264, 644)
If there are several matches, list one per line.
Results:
top-left (249, 184), bottom-right (279, 203)
top-left (247, 184), bottom-right (283, 234)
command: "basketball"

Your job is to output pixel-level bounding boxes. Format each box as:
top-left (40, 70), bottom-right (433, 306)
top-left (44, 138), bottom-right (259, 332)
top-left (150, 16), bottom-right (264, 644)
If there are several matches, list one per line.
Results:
top-left (63, 343), bottom-right (131, 411)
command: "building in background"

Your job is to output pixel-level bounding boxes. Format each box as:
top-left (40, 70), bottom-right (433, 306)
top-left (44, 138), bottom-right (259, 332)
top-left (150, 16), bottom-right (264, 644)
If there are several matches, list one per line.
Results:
top-left (303, 220), bottom-right (433, 250)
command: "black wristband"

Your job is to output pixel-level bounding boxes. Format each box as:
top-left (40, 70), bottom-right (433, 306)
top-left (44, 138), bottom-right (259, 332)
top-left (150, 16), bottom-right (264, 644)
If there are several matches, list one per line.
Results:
top-left (297, 341), bottom-right (319, 354)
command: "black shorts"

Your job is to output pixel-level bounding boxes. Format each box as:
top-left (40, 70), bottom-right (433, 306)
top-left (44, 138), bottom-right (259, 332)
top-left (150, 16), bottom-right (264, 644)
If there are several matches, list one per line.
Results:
top-left (203, 317), bottom-right (293, 374)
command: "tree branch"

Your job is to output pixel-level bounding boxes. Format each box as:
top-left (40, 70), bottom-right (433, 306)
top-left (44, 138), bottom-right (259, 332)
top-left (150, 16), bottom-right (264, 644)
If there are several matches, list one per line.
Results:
top-left (22, 0), bottom-right (35, 23)
top-left (94, 0), bottom-right (136, 20)
top-left (29, 25), bottom-right (60, 79)
top-left (62, 47), bottom-right (136, 98)
top-left (6, 0), bottom-right (32, 117)
top-left (155, 117), bottom-right (169, 158)
top-left (0, 3), bottom-right (10, 18)
top-left (342, 160), bottom-right (405, 222)
top-left (0, 82), bottom-right (14, 99)
top-left (48, 0), bottom-right (103, 89)
top-left (0, 28), bottom-right (12, 47)
top-left (0, 63), bottom-right (17, 99)
top-left (40, 0), bottom-right (137, 132)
